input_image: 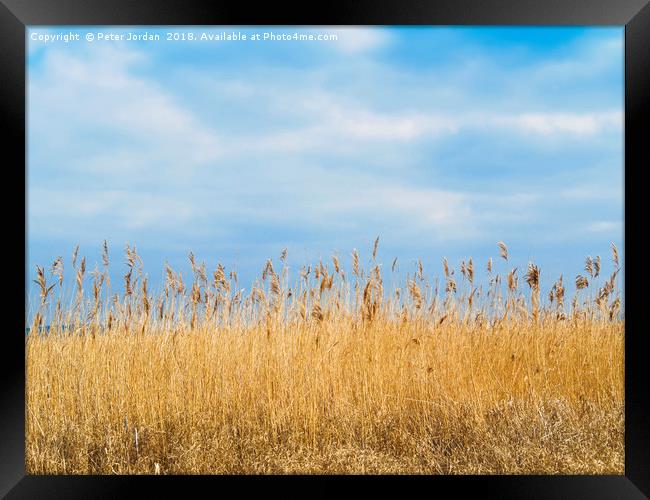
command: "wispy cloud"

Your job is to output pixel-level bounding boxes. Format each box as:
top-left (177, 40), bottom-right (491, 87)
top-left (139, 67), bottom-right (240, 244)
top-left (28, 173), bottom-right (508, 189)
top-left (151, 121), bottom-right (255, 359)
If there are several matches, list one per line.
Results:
top-left (585, 221), bottom-right (622, 233)
top-left (327, 27), bottom-right (392, 54)
top-left (490, 111), bottom-right (622, 136)
top-left (30, 45), bottom-right (221, 173)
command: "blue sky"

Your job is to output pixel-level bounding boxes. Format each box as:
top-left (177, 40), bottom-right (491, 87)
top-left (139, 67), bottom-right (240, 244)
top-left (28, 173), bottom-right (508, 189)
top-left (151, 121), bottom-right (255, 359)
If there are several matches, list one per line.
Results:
top-left (27, 26), bottom-right (624, 299)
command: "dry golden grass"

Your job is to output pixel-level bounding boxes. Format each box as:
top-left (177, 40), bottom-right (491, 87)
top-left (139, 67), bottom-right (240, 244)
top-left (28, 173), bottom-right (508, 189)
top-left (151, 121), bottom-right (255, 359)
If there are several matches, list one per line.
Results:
top-left (26, 241), bottom-right (624, 474)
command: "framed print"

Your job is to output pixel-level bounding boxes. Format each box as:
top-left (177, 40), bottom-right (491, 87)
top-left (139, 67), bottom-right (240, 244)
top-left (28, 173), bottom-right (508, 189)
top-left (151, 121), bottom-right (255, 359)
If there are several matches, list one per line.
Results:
top-left (2, 0), bottom-right (648, 497)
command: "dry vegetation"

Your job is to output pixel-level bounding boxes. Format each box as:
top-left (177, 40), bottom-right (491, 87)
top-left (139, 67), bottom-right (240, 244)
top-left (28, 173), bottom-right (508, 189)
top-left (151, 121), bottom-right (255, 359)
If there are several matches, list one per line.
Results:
top-left (26, 240), bottom-right (624, 474)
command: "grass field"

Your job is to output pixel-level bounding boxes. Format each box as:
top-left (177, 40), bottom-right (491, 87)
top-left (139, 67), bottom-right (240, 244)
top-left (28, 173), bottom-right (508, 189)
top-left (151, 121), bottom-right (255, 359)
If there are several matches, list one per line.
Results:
top-left (26, 241), bottom-right (624, 474)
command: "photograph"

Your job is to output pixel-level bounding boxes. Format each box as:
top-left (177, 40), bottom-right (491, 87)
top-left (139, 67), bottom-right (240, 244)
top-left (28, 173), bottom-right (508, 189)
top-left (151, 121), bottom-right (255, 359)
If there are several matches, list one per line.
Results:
top-left (25, 25), bottom-right (624, 475)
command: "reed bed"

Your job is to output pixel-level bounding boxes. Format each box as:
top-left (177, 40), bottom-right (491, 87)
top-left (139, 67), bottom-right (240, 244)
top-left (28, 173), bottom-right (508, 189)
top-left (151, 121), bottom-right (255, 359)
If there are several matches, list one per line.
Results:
top-left (26, 240), bottom-right (624, 474)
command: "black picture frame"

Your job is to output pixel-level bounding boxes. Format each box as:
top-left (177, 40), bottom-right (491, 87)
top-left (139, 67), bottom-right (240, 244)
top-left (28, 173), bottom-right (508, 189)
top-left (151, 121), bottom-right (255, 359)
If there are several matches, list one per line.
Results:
top-left (2, 0), bottom-right (648, 497)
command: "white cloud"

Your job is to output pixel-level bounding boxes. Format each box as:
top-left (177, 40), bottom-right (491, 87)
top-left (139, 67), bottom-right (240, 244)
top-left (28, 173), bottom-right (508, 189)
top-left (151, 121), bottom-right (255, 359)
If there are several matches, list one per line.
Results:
top-left (29, 44), bottom-right (222, 173)
top-left (321, 184), bottom-right (477, 238)
top-left (245, 105), bottom-right (621, 156)
top-left (559, 183), bottom-right (622, 202)
top-left (492, 111), bottom-right (622, 136)
top-left (585, 221), bottom-right (621, 233)
top-left (29, 188), bottom-right (196, 232)
top-left (231, 87), bottom-right (621, 156)
top-left (328, 27), bottom-right (391, 54)
top-left (336, 109), bottom-right (459, 140)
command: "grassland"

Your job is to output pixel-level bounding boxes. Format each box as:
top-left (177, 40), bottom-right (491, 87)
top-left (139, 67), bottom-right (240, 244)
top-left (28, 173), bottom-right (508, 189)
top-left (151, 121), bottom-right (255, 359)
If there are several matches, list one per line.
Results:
top-left (26, 241), bottom-right (624, 474)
